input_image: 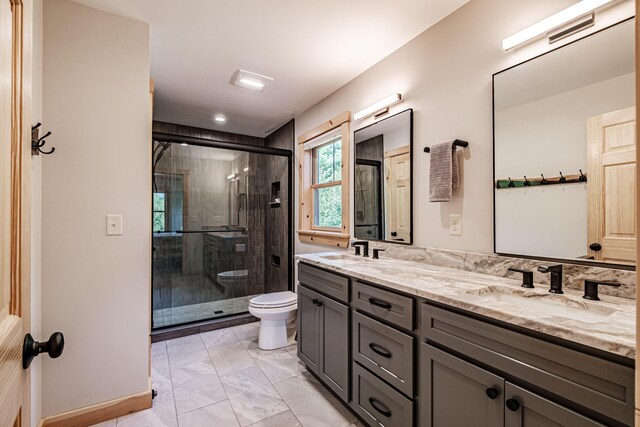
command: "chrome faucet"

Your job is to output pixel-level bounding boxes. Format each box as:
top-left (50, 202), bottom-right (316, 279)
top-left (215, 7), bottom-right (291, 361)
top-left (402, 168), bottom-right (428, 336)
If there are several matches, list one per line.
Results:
top-left (537, 264), bottom-right (563, 294)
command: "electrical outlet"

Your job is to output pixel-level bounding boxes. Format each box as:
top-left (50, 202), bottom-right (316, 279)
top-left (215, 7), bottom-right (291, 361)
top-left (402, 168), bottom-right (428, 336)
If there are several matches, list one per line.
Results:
top-left (106, 214), bottom-right (123, 236)
top-left (449, 214), bottom-right (462, 236)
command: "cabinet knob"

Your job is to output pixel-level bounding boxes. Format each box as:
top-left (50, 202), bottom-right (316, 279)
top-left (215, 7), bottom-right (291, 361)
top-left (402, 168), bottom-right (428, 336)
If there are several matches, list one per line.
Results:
top-left (312, 299), bottom-right (318, 305)
top-left (485, 388), bottom-right (499, 400)
top-left (505, 399), bottom-right (520, 412)
top-left (317, 300), bottom-right (323, 307)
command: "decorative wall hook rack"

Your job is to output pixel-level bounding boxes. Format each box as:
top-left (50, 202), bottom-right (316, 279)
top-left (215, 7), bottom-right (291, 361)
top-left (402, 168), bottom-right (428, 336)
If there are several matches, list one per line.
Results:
top-left (31, 123), bottom-right (55, 155)
top-left (496, 171), bottom-right (587, 189)
top-left (424, 139), bottom-right (469, 153)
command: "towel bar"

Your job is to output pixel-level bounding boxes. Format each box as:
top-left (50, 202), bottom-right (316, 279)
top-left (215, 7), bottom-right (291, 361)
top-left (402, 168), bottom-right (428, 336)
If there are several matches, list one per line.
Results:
top-left (424, 139), bottom-right (469, 153)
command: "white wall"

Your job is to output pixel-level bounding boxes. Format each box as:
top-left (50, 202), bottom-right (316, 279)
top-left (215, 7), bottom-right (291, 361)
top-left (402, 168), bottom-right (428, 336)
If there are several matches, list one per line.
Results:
top-left (294, 0), bottom-right (634, 256)
top-left (41, 0), bottom-right (150, 416)
top-left (30, 0), bottom-right (43, 424)
top-left (495, 73), bottom-right (635, 259)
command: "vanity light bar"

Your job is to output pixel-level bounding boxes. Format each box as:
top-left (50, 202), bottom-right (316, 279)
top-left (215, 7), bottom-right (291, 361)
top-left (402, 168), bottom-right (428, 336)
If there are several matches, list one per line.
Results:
top-left (353, 93), bottom-right (402, 121)
top-left (502, 0), bottom-right (615, 51)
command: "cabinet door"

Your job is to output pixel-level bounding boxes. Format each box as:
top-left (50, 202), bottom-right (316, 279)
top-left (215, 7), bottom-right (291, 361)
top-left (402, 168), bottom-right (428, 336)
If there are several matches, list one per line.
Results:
top-left (421, 344), bottom-right (504, 427)
top-left (504, 383), bottom-right (605, 427)
top-left (319, 296), bottom-right (349, 401)
top-left (298, 286), bottom-right (321, 373)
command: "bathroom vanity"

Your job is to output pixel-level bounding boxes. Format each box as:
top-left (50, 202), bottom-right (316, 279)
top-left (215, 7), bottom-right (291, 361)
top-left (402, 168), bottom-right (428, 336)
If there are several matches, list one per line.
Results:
top-left (295, 254), bottom-right (635, 427)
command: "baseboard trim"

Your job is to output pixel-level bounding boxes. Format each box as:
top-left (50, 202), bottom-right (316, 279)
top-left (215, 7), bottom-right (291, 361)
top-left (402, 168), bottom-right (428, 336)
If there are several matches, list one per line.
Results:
top-left (39, 380), bottom-right (152, 427)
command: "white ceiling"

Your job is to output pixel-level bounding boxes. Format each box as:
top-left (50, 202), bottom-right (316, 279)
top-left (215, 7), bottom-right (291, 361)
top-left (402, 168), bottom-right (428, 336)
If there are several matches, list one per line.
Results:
top-left (73, 0), bottom-right (470, 136)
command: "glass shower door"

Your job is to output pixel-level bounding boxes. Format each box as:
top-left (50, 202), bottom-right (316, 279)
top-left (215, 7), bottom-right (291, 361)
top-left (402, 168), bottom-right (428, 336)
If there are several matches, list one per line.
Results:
top-left (151, 139), bottom-right (291, 329)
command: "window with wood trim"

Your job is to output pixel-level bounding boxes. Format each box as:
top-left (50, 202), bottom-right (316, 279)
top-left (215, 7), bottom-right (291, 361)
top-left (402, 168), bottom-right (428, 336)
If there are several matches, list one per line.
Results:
top-left (298, 111), bottom-right (351, 247)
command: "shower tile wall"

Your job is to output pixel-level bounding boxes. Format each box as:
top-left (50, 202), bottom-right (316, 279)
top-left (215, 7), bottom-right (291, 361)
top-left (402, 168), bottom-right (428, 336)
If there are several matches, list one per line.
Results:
top-left (264, 120), bottom-right (294, 294)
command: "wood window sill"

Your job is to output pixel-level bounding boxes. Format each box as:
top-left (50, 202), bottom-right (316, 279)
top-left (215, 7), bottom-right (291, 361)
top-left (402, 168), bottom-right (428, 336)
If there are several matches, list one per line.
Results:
top-left (297, 230), bottom-right (351, 248)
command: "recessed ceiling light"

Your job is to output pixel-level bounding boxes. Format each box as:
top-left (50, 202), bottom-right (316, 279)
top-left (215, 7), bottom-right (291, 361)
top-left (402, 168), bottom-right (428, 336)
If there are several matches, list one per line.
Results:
top-left (214, 115), bottom-right (226, 123)
top-left (230, 69), bottom-right (274, 92)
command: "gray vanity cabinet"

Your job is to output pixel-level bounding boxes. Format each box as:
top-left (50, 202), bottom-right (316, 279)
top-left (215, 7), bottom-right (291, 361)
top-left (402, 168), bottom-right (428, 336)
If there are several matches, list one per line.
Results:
top-left (297, 264), bottom-right (350, 402)
top-left (421, 344), bottom-right (504, 427)
top-left (504, 383), bottom-right (604, 427)
top-left (298, 286), bottom-right (321, 371)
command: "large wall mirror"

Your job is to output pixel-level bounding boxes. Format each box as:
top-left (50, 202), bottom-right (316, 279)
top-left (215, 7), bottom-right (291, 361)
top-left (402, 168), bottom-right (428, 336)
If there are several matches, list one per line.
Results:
top-left (494, 19), bottom-right (635, 267)
top-left (354, 109), bottom-right (413, 244)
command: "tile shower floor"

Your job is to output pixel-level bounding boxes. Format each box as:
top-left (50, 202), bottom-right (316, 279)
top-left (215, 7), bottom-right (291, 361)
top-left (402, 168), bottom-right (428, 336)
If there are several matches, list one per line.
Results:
top-left (153, 295), bottom-right (260, 328)
top-left (93, 322), bottom-right (363, 427)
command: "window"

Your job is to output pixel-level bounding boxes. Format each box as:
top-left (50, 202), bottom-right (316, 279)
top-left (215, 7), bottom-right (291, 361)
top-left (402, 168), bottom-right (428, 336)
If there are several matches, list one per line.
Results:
top-left (153, 192), bottom-right (166, 232)
top-left (298, 111), bottom-right (351, 247)
top-left (313, 137), bottom-right (342, 229)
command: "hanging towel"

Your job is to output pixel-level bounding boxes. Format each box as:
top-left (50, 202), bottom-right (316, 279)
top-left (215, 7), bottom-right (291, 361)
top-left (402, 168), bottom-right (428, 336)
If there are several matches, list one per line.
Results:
top-left (429, 141), bottom-right (459, 202)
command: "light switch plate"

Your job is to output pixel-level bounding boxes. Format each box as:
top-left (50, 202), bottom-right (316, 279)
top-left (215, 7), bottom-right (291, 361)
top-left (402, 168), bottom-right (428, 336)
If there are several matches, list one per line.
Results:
top-left (449, 214), bottom-right (462, 236)
top-left (106, 214), bottom-right (123, 236)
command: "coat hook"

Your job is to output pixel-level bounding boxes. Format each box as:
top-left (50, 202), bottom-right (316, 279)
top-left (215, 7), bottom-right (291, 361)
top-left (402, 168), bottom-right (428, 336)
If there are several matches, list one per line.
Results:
top-left (523, 176), bottom-right (531, 187)
top-left (559, 171), bottom-right (566, 183)
top-left (31, 123), bottom-right (55, 155)
top-left (540, 174), bottom-right (548, 185)
top-left (578, 169), bottom-right (587, 182)
top-left (496, 181), bottom-right (501, 189)
top-left (507, 177), bottom-right (515, 188)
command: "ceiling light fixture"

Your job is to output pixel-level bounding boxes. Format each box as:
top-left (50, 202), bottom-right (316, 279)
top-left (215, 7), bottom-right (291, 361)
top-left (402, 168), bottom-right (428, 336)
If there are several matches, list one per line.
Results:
top-left (214, 115), bottom-right (226, 123)
top-left (227, 173), bottom-right (238, 180)
top-left (502, 0), bottom-right (615, 51)
top-left (353, 93), bottom-right (402, 121)
top-left (230, 69), bottom-right (274, 92)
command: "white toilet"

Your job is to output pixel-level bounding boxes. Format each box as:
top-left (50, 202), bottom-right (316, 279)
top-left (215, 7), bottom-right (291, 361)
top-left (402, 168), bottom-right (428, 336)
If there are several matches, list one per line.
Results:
top-left (248, 291), bottom-right (297, 350)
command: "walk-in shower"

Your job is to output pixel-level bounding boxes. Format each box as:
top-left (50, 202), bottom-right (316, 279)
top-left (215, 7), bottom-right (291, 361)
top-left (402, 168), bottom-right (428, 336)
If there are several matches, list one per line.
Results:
top-left (151, 132), bottom-right (292, 330)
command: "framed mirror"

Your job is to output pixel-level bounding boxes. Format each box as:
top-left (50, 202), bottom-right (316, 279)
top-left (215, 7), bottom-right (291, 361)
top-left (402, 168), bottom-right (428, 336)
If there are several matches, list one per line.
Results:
top-left (493, 19), bottom-right (635, 267)
top-left (354, 109), bottom-right (413, 244)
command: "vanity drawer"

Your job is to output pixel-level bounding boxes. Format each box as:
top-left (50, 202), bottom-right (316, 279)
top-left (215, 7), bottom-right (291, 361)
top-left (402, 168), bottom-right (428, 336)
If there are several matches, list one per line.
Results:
top-left (352, 363), bottom-right (413, 427)
top-left (352, 281), bottom-right (414, 331)
top-left (353, 311), bottom-right (414, 397)
top-left (298, 262), bottom-right (349, 303)
top-left (421, 303), bottom-right (634, 426)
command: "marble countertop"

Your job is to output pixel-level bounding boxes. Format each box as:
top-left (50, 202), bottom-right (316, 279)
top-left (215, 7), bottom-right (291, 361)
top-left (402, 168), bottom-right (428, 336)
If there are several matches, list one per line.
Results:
top-left (296, 252), bottom-right (636, 359)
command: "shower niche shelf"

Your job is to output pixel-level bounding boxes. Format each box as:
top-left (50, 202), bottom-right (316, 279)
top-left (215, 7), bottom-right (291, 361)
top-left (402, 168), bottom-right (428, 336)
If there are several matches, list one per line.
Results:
top-left (269, 181), bottom-right (281, 207)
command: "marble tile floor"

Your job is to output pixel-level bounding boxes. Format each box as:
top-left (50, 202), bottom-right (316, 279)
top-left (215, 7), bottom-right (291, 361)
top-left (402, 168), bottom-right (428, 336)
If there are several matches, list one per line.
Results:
top-left (92, 322), bottom-right (363, 427)
top-left (153, 295), bottom-right (260, 328)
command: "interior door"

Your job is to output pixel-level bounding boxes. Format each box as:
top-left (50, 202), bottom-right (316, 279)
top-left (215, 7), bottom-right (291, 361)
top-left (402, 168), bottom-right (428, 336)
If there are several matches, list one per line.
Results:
top-left (0, 0), bottom-right (32, 426)
top-left (385, 147), bottom-right (411, 242)
top-left (587, 106), bottom-right (636, 263)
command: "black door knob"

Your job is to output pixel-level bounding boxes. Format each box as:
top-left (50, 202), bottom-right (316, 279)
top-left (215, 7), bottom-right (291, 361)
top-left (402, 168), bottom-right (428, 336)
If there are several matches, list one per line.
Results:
top-left (589, 243), bottom-right (602, 251)
top-left (485, 388), bottom-right (500, 400)
top-left (505, 399), bottom-right (520, 412)
top-left (391, 231), bottom-right (398, 237)
top-left (23, 332), bottom-right (65, 369)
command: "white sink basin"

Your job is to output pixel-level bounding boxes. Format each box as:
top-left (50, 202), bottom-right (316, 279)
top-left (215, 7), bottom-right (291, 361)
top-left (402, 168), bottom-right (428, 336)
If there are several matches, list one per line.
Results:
top-left (466, 285), bottom-right (615, 324)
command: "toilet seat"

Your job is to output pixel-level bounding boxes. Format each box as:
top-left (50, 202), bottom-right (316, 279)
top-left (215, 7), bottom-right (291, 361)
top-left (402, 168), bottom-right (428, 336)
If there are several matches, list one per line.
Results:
top-left (249, 291), bottom-right (297, 309)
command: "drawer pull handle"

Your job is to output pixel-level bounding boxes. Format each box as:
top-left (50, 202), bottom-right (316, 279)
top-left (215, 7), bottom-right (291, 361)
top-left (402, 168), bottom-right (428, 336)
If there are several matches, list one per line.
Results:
top-left (485, 388), bottom-right (499, 400)
top-left (505, 399), bottom-right (520, 412)
top-left (368, 297), bottom-right (392, 310)
top-left (369, 343), bottom-right (392, 358)
top-left (368, 397), bottom-right (392, 417)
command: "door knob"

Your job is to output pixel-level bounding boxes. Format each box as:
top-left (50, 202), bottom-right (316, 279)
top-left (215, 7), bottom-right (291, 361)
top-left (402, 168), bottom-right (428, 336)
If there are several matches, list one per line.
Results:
top-left (23, 332), bottom-right (64, 369)
top-left (391, 231), bottom-right (398, 237)
top-left (589, 243), bottom-right (602, 251)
